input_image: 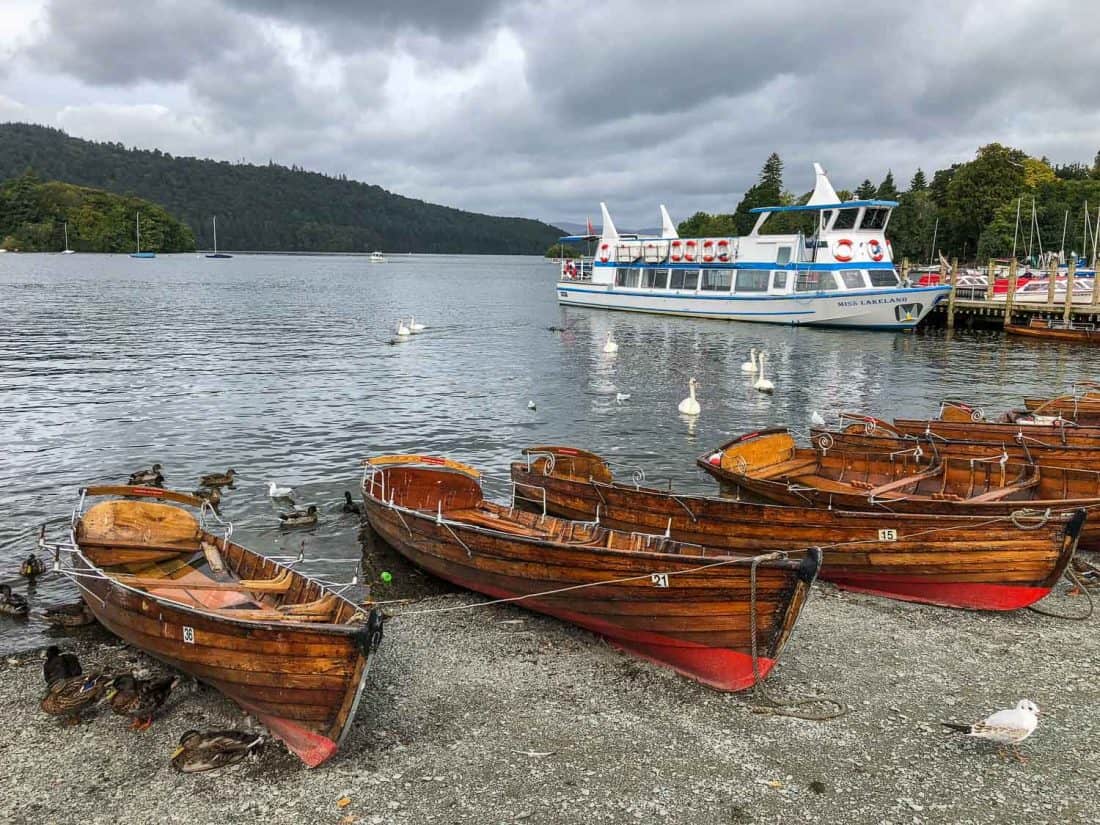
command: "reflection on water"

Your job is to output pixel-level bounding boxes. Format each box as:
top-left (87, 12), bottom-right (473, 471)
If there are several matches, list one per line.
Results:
top-left (1, 252), bottom-right (1095, 652)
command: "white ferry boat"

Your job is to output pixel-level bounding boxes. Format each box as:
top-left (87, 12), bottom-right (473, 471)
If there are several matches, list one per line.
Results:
top-left (369, 251), bottom-right (386, 263)
top-left (556, 164), bottom-right (950, 329)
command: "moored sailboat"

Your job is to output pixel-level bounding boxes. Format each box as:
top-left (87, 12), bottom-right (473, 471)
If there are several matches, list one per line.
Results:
top-left (206, 215), bottom-right (232, 259)
top-left (130, 213), bottom-right (156, 259)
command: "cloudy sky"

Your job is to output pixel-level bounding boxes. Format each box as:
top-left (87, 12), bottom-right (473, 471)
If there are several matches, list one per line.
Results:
top-left (2, 0), bottom-right (1099, 226)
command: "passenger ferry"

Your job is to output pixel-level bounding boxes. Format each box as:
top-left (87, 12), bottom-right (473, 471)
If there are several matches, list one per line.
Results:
top-left (556, 164), bottom-right (950, 329)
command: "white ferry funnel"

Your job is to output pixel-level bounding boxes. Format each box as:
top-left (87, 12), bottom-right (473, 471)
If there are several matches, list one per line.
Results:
top-left (599, 202), bottom-right (619, 241)
top-left (807, 163), bottom-right (840, 206)
top-left (659, 205), bottom-right (679, 239)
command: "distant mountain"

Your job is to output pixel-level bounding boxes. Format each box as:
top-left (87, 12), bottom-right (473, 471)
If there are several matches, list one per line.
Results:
top-left (0, 171), bottom-right (194, 253)
top-left (552, 221), bottom-right (662, 237)
top-left (0, 123), bottom-right (563, 254)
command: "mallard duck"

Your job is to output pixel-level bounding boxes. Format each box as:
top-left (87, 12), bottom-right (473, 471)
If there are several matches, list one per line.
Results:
top-left (279, 504), bottom-right (318, 528)
top-left (128, 463), bottom-right (164, 485)
top-left (342, 491), bottom-right (361, 515)
top-left (200, 468), bottom-right (237, 487)
top-left (43, 645), bottom-right (82, 687)
top-left (0, 584), bottom-right (29, 618)
top-left (192, 486), bottom-right (221, 506)
top-left (40, 601), bottom-right (96, 627)
top-left (20, 554), bottom-right (45, 578)
top-left (170, 729), bottom-right (264, 773)
top-left (107, 674), bottom-right (180, 730)
top-left (40, 672), bottom-right (111, 722)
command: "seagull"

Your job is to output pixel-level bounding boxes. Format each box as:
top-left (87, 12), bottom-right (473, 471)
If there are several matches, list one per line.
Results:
top-left (527, 400), bottom-right (537, 410)
top-left (811, 410), bottom-right (826, 426)
top-left (615, 392), bottom-right (631, 404)
top-left (267, 481), bottom-right (294, 500)
top-left (942, 699), bottom-right (1040, 762)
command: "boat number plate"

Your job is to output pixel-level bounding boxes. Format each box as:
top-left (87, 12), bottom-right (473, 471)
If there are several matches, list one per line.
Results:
top-left (651, 573), bottom-right (669, 588)
top-left (878, 529), bottom-right (898, 541)
top-left (182, 626), bottom-right (195, 644)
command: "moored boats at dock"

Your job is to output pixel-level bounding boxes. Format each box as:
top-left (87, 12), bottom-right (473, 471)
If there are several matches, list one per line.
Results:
top-left (362, 454), bottom-right (819, 692)
top-left (556, 164), bottom-right (950, 329)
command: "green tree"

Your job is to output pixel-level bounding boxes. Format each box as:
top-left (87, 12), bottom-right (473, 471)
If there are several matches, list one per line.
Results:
top-left (942, 143), bottom-right (1029, 257)
top-left (909, 168), bottom-right (927, 191)
top-left (854, 179), bottom-right (877, 199)
top-left (730, 153), bottom-right (784, 235)
top-left (876, 171), bottom-right (898, 200)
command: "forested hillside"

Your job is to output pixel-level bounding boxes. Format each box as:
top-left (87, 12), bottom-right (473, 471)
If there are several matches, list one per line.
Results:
top-left (0, 172), bottom-right (194, 253)
top-left (0, 123), bottom-right (562, 253)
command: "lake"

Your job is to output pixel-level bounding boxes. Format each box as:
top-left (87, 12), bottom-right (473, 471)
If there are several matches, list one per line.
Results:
top-left (0, 252), bottom-right (1093, 652)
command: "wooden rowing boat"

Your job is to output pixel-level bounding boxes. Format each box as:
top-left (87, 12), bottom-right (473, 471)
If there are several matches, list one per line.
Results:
top-left (511, 446), bottom-right (1085, 611)
top-left (1006, 318), bottom-right (1100, 344)
top-left (697, 430), bottom-right (1099, 548)
top-left (1021, 395), bottom-right (1100, 424)
top-left (893, 400), bottom-right (1100, 448)
top-left (56, 486), bottom-right (383, 767)
top-left (361, 455), bottom-right (819, 692)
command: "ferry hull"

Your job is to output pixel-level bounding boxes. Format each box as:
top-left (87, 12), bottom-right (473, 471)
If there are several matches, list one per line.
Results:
top-left (556, 282), bottom-right (949, 329)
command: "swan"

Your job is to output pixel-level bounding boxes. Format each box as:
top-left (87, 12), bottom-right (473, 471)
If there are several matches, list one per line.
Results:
top-left (396, 320), bottom-right (411, 337)
top-left (740, 348), bottom-right (758, 374)
top-left (754, 353), bottom-right (775, 394)
top-left (678, 378), bottom-right (701, 416)
top-left (409, 316), bottom-right (426, 333)
top-left (268, 481), bottom-right (294, 499)
top-left (602, 331), bottom-right (619, 354)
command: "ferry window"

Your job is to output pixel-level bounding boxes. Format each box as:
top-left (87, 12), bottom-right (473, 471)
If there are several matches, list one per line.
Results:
top-left (772, 271), bottom-right (789, 290)
top-left (683, 270), bottom-right (699, 290)
top-left (839, 270), bottom-right (866, 289)
top-left (869, 269), bottom-right (900, 287)
top-left (700, 269), bottom-right (732, 291)
top-left (796, 271), bottom-right (838, 292)
top-left (669, 269), bottom-right (685, 289)
top-left (833, 208), bottom-right (859, 230)
top-left (821, 210), bottom-right (834, 229)
top-left (776, 247), bottom-right (792, 265)
top-left (735, 270), bottom-right (769, 292)
top-left (643, 269), bottom-right (668, 289)
top-left (615, 268), bottom-right (630, 286)
top-left (860, 208), bottom-right (889, 230)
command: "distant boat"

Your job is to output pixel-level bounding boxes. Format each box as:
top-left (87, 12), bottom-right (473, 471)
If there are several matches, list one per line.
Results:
top-left (206, 215), bottom-right (232, 259)
top-left (130, 213), bottom-right (156, 259)
top-left (369, 251), bottom-right (386, 263)
top-left (61, 222), bottom-right (75, 254)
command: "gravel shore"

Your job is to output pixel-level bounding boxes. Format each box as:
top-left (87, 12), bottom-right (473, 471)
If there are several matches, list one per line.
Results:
top-left (2, 578), bottom-right (1097, 825)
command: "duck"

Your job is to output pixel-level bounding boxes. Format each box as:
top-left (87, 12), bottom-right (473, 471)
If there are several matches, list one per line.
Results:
top-left (192, 486), bottom-right (221, 506)
top-left (396, 319), bottom-right (411, 337)
top-left (740, 348), bottom-right (758, 374)
top-left (43, 645), bottom-right (82, 687)
top-left (602, 331), bottom-right (619, 354)
top-left (107, 674), bottom-right (180, 730)
top-left (20, 554), bottom-right (45, 579)
top-left (409, 316), bottom-right (426, 333)
top-left (0, 584), bottom-right (29, 618)
top-left (40, 672), bottom-right (112, 723)
top-left (171, 729), bottom-right (264, 773)
top-left (267, 481), bottom-right (294, 500)
top-left (40, 601), bottom-right (96, 628)
top-left (678, 378), bottom-right (701, 416)
top-left (279, 504), bottom-right (318, 528)
top-left (128, 463), bottom-right (163, 485)
top-left (200, 468), bottom-right (237, 487)
top-left (342, 491), bottom-right (361, 515)
top-left (754, 352), bottom-right (775, 394)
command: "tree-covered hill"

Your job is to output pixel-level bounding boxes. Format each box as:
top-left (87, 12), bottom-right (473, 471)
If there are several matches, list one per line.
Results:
top-left (0, 123), bottom-right (563, 254)
top-left (0, 172), bottom-right (195, 253)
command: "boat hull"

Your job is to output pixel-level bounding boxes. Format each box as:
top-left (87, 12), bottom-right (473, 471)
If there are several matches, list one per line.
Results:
top-left (1007, 324), bottom-right (1100, 344)
top-left (512, 457), bottom-right (1081, 611)
top-left (556, 281), bottom-right (949, 329)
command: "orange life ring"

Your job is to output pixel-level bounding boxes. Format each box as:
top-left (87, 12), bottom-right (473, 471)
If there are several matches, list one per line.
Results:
top-left (599, 243), bottom-right (610, 263)
top-left (716, 239), bottom-right (730, 262)
top-left (702, 240), bottom-right (715, 263)
top-left (868, 239), bottom-right (884, 262)
top-left (684, 240), bottom-right (698, 263)
top-left (670, 240), bottom-right (684, 262)
top-left (834, 238), bottom-right (854, 263)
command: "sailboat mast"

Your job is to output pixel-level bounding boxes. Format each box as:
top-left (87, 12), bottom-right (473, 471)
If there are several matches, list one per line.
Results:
top-left (64, 222), bottom-right (69, 251)
top-left (1011, 197), bottom-right (1021, 261)
top-left (213, 216), bottom-right (218, 254)
top-left (1060, 209), bottom-right (1069, 262)
top-left (928, 218), bottom-right (939, 266)
top-left (136, 213), bottom-right (141, 254)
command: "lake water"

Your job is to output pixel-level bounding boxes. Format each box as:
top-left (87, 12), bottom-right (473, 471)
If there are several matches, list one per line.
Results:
top-left (1, 252), bottom-right (1094, 653)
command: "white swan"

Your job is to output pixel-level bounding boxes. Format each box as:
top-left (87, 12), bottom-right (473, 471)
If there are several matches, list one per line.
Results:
top-left (754, 352), bottom-right (775, 394)
top-left (409, 316), bottom-right (426, 333)
top-left (678, 378), bottom-right (701, 416)
top-left (396, 319), bottom-right (411, 337)
top-left (268, 481), bottom-right (294, 499)
top-left (602, 331), bottom-right (619, 354)
top-left (740, 348), bottom-right (758, 374)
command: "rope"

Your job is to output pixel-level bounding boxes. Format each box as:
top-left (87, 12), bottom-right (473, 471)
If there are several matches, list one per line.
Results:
top-left (1027, 565), bottom-right (1094, 620)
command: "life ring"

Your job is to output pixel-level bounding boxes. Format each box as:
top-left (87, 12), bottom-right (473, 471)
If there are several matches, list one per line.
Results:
top-left (564, 261), bottom-right (577, 278)
top-left (670, 240), bottom-right (683, 262)
top-left (701, 240), bottom-right (715, 263)
top-left (599, 243), bottom-right (610, 263)
top-left (716, 239), bottom-right (730, 262)
top-left (868, 239), bottom-right (884, 262)
top-left (684, 239), bottom-right (698, 263)
top-left (834, 238), bottom-right (854, 263)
